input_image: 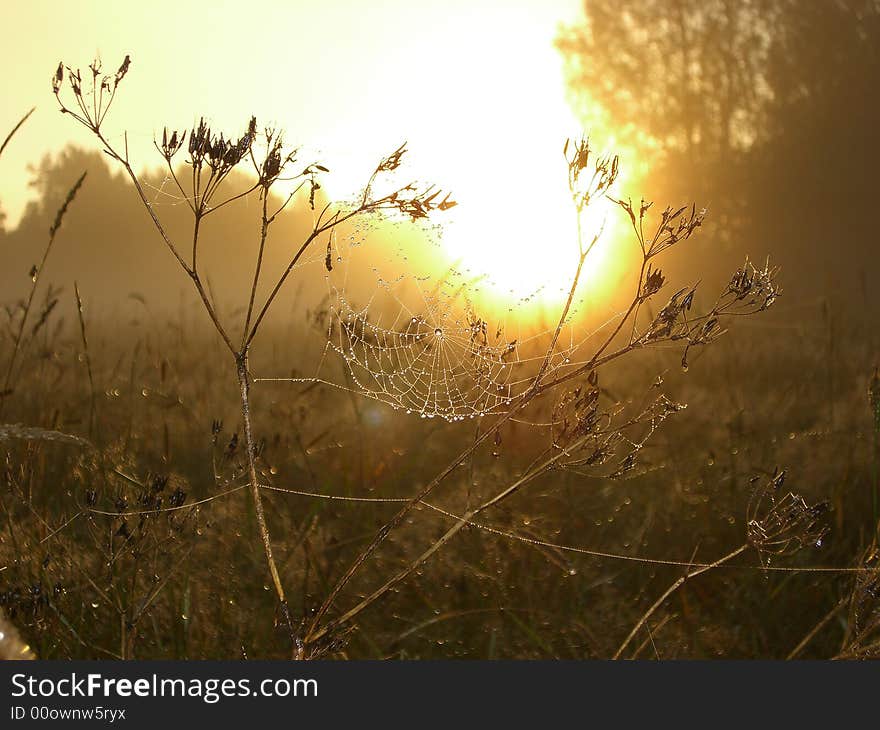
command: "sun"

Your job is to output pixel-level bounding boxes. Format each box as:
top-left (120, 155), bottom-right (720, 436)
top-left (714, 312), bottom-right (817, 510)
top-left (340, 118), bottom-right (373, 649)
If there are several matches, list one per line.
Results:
top-left (313, 2), bottom-right (631, 311)
top-left (435, 161), bottom-right (622, 304)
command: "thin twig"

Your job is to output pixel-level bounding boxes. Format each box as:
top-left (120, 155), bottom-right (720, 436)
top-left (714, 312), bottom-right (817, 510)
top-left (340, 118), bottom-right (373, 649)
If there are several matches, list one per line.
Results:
top-left (73, 282), bottom-right (96, 436)
top-left (786, 597), bottom-right (848, 660)
top-left (613, 544), bottom-right (748, 660)
top-left (0, 107), bottom-right (35, 161)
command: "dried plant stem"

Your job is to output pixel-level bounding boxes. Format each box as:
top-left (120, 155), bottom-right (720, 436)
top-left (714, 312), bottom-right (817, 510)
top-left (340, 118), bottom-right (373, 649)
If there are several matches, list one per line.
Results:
top-left (242, 194), bottom-right (270, 345)
top-left (73, 282), bottom-right (96, 437)
top-left (236, 354), bottom-right (299, 657)
top-left (244, 206), bottom-right (364, 349)
top-left (533, 225), bottom-right (595, 386)
top-left (0, 108), bottom-right (35, 161)
top-left (91, 132), bottom-right (312, 655)
top-left (79, 115), bottom-right (295, 649)
top-left (630, 613), bottom-right (674, 659)
top-left (786, 597), bottom-right (847, 660)
top-left (613, 543), bottom-right (748, 659)
top-left (91, 129), bottom-right (236, 355)
top-left (96, 131), bottom-right (189, 274)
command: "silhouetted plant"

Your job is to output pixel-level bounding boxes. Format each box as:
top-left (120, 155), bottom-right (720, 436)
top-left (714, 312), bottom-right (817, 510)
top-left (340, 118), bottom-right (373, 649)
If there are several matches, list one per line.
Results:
top-left (0, 110), bottom-right (86, 417)
top-left (36, 54), bottom-right (853, 660)
top-left (53, 56), bottom-right (455, 656)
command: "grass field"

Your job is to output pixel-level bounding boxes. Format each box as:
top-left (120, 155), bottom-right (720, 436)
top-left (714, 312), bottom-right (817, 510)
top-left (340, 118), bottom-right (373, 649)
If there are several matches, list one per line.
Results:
top-left (2, 36), bottom-right (880, 659)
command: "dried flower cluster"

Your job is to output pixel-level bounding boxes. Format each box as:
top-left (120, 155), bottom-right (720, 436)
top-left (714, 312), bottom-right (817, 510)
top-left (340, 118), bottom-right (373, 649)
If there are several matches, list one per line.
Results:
top-left (841, 539), bottom-right (880, 658)
top-left (726, 258), bottom-right (780, 311)
top-left (564, 137), bottom-right (619, 211)
top-left (612, 198), bottom-right (705, 258)
top-left (552, 371), bottom-right (685, 478)
top-left (52, 57), bottom-right (130, 132)
top-left (746, 470), bottom-right (829, 563)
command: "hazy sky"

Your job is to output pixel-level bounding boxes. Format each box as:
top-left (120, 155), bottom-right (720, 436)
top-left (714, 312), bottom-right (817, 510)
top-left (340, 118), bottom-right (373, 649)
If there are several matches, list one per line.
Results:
top-left (1, 0), bottom-right (601, 295)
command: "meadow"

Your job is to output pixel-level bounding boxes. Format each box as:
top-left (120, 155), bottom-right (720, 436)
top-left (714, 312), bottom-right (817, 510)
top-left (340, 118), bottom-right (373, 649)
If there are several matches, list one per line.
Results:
top-left (3, 276), bottom-right (878, 659)
top-left (2, 9), bottom-right (880, 658)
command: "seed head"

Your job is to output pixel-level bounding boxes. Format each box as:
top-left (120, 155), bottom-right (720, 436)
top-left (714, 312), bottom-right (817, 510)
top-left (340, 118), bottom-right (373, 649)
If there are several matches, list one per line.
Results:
top-left (746, 470), bottom-right (829, 564)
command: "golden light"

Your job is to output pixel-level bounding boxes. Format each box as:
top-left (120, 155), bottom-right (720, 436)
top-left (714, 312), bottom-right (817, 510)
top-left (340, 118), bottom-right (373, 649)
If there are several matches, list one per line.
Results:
top-left (2, 0), bottom-right (644, 316)
top-left (435, 163), bottom-right (625, 302)
top-left (303, 0), bottom-right (631, 310)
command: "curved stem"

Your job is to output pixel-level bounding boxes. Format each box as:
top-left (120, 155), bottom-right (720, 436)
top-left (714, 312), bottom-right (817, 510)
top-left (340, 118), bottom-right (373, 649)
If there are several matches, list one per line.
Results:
top-left (786, 597), bottom-right (847, 660)
top-left (0, 107), bottom-right (35, 161)
top-left (92, 129), bottom-right (236, 354)
top-left (613, 543), bottom-right (748, 660)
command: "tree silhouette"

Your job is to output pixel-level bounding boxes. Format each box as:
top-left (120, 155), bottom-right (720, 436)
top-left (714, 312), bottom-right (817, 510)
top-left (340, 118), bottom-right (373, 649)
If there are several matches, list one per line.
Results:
top-left (558, 0), bottom-right (880, 311)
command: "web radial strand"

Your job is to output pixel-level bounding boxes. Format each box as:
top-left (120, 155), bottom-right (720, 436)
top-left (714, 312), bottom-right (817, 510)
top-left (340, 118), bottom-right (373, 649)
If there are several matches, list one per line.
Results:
top-left (262, 212), bottom-right (608, 421)
top-left (327, 286), bottom-right (528, 421)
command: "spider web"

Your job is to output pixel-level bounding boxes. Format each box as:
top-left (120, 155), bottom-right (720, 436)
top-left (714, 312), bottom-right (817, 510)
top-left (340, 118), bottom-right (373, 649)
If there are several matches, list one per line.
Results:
top-left (328, 285), bottom-right (524, 421)
top-left (141, 171), bottom-right (613, 422)
top-left (282, 216), bottom-right (611, 422)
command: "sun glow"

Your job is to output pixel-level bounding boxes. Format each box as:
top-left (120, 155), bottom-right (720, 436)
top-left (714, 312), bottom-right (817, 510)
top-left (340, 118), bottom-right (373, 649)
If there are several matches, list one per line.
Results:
top-left (307, 0), bottom-right (629, 308)
top-left (436, 170), bottom-right (621, 303)
top-left (2, 0), bottom-right (639, 313)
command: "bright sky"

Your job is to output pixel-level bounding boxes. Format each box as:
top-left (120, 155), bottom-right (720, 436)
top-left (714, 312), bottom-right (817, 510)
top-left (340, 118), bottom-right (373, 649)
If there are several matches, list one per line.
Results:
top-left (1, 0), bottom-right (623, 300)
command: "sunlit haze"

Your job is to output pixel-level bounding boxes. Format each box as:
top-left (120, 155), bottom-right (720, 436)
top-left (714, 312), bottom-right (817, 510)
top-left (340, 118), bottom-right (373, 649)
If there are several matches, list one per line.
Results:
top-left (0, 0), bottom-right (639, 304)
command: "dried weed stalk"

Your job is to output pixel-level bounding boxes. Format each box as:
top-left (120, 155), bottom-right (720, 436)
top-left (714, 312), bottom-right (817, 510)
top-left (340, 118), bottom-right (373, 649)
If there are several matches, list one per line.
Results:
top-left (53, 56), bottom-right (455, 656)
top-left (0, 110), bottom-right (86, 417)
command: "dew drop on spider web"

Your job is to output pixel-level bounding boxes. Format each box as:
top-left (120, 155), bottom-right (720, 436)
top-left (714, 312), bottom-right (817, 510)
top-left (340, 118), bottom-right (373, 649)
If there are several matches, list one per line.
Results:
top-left (266, 210), bottom-right (603, 423)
